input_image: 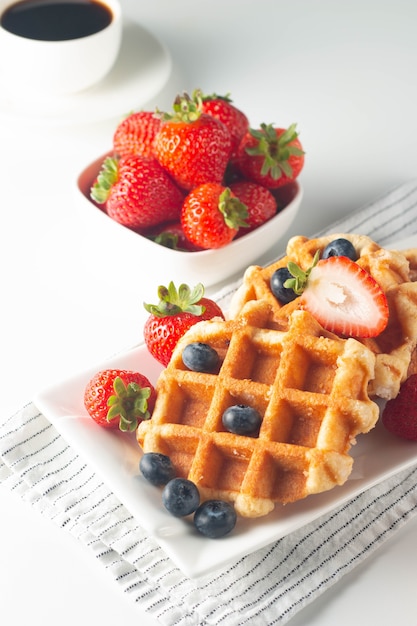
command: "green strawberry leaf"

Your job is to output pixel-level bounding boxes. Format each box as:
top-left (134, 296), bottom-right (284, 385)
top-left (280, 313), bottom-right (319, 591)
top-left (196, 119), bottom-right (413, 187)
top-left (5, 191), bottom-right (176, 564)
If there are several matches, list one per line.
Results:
top-left (90, 156), bottom-right (119, 204)
top-left (158, 92), bottom-right (203, 124)
top-left (153, 231), bottom-right (180, 250)
top-left (284, 251), bottom-right (320, 295)
top-left (218, 188), bottom-right (249, 230)
top-left (245, 122), bottom-right (304, 181)
top-left (106, 377), bottom-right (152, 432)
top-left (196, 89), bottom-right (233, 104)
top-left (144, 282), bottom-right (206, 317)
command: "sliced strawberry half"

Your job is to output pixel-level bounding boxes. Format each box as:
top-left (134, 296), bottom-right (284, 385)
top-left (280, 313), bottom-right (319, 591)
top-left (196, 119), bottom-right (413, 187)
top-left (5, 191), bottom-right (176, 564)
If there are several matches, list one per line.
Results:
top-left (286, 255), bottom-right (389, 338)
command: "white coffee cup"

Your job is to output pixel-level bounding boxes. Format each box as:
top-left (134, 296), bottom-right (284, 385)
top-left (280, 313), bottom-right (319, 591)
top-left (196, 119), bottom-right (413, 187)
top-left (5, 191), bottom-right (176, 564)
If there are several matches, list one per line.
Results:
top-left (0, 0), bottom-right (122, 98)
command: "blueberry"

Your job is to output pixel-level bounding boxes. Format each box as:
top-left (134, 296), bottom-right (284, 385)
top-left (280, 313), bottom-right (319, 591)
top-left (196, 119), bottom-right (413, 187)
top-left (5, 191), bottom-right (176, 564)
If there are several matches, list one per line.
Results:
top-left (222, 404), bottom-right (262, 436)
top-left (162, 478), bottom-right (200, 517)
top-left (182, 342), bottom-right (220, 373)
top-left (139, 452), bottom-right (175, 486)
top-left (194, 500), bottom-right (237, 538)
top-left (270, 267), bottom-right (298, 304)
top-left (322, 238), bottom-right (358, 261)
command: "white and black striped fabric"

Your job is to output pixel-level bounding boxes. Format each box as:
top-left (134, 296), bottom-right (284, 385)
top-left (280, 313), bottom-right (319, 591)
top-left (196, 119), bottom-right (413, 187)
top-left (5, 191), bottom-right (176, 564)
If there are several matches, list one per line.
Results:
top-left (2, 181), bottom-right (417, 625)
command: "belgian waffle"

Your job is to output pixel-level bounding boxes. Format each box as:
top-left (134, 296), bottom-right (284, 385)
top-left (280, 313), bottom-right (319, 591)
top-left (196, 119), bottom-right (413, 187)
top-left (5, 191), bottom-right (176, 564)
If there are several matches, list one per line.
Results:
top-left (403, 247), bottom-right (417, 282)
top-left (137, 300), bottom-right (378, 518)
top-left (229, 233), bottom-right (417, 400)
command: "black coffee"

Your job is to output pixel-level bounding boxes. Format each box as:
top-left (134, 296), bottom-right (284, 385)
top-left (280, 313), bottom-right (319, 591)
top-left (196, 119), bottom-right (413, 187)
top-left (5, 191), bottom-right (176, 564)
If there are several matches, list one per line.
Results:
top-left (0, 0), bottom-right (113, 41)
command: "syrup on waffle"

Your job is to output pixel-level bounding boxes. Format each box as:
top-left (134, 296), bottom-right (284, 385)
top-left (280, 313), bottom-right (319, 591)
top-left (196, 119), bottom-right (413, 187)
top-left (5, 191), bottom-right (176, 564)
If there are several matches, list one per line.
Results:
top-left (229, 233), bottom-right (417, 400)
top-left (137, 300), bottom-right (378, 518)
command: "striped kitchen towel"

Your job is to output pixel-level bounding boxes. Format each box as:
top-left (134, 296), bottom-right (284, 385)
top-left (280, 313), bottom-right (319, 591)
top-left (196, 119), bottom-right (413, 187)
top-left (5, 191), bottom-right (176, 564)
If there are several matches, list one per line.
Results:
top-left (2, 180), bottom-right (417, 625)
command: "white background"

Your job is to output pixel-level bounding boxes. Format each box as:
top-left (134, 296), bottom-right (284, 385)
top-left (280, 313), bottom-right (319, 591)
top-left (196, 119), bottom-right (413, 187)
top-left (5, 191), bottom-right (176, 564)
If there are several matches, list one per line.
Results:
top-left (1, 0), bottom-right (417, 624)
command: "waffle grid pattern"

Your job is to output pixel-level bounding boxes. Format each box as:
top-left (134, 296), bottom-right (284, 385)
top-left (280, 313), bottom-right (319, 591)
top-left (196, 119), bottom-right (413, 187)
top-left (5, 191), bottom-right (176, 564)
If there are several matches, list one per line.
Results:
top-left (229, 233), bottom-right (417, 399)
top-left (138, 302), bottom-right (378, 518)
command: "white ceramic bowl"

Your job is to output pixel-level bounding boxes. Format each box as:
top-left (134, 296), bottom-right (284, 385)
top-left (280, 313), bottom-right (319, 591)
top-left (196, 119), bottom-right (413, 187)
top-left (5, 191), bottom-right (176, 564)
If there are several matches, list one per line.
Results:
top-left (0, 0), bottom-right (122, 97)
top-left (75, 152), bottom-right (303, 293)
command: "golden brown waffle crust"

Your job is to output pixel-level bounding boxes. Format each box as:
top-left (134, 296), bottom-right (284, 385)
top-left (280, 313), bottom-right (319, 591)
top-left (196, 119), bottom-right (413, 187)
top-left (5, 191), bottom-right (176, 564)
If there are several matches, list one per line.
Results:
top-left (137, 301), bottom-right (378, 518)
top-left (403, 248), bottom-right (417, 282)
top-left (229, 233), bottom-right (417, 400)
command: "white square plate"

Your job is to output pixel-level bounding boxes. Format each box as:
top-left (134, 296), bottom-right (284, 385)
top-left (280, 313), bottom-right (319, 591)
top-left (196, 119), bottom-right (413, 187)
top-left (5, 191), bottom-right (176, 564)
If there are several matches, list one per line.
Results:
top-left (34, 235), bottom-right (417, 578)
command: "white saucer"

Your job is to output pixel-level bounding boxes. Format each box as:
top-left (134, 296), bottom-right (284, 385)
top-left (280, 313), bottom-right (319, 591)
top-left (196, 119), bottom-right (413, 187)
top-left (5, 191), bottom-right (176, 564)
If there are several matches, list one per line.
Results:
top-left (0, 19), bottom-right (172, 126)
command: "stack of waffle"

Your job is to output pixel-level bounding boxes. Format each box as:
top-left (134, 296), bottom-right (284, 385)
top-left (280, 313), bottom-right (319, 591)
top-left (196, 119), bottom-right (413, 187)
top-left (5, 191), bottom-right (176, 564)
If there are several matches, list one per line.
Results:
top-left (137, 233), bottom-right (417, 517)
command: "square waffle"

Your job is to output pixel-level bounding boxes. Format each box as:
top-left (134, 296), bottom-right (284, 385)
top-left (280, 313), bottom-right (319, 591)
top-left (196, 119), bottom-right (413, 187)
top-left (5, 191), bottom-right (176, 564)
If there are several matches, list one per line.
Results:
top-left (137, 300), bottom-right (378, 518)
top-left (229, 233), bottom-right (417, 400)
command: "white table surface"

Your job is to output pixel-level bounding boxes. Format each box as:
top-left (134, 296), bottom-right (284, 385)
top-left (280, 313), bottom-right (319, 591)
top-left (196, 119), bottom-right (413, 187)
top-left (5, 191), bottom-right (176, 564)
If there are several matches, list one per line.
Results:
top-left (1, 0), bottom-right (417, 623)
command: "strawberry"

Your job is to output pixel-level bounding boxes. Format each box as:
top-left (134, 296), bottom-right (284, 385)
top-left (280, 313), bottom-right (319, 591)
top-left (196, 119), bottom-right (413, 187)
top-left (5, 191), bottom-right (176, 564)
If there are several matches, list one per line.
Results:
top-left (235, 123), bottom-right (305, 189)
top-left (113, 110), bottom-right (161, 159)
top-left (84, 369), bottom-right (156, 431)
top-left (154, 92), bottom-right (232, 190)
top-left (382, 374), bottom-right (417, 441)
top-left (198, 90), bottom-right (249, 155)
top-left (284, 254), bottom-right (389, 338)
top-left (229, 181), bottom-right (277, 234)
top-left (181, 183), bottom-right (249, 249)
top-left (143, 282), bottom-right (224, 366)
top-left (90, 155), bottom-right (184, 230)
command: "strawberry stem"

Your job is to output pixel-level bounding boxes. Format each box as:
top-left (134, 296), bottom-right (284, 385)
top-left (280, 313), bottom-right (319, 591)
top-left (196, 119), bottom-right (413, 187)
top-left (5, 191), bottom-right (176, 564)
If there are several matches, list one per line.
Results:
top-left (219, 188), bottom-right (249, 229)
top-left (107, 376), bottom-right (152, 432)
top-left (284, 250), bottom-right (320, 295)
top-left (90, 156), bottom-right (119, 204)
top-left (144, 281), bottom-right (206, 317)
top-left (245, 123), bottom-right (304, 180)
top-left (153, 231), bottom-right (181, 250)
top-left (158, 92), bottom-right (203, 124)
top-left (196, 89), bottom-right (233, 104)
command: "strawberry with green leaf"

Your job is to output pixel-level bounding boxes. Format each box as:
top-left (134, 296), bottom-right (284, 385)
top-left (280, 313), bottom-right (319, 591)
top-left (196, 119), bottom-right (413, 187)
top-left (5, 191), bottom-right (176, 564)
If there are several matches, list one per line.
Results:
top-left (154, 92), bottom-right (232, 190)
top-left (181, 183), bottom-right (249, 249)
top-left (91, 154), bottom-right (184, 230)
top-left (235, 123), bottom-right (305, 189)
top-left (84, 369), bottom-right (156, 431)
top-left (143, 282), bottom-right (224, 366)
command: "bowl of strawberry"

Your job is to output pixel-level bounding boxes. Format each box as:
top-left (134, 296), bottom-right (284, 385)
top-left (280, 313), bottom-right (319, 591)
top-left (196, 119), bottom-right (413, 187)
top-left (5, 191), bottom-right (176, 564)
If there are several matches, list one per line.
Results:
top-left (75, 89), bottom-right (303, 289)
